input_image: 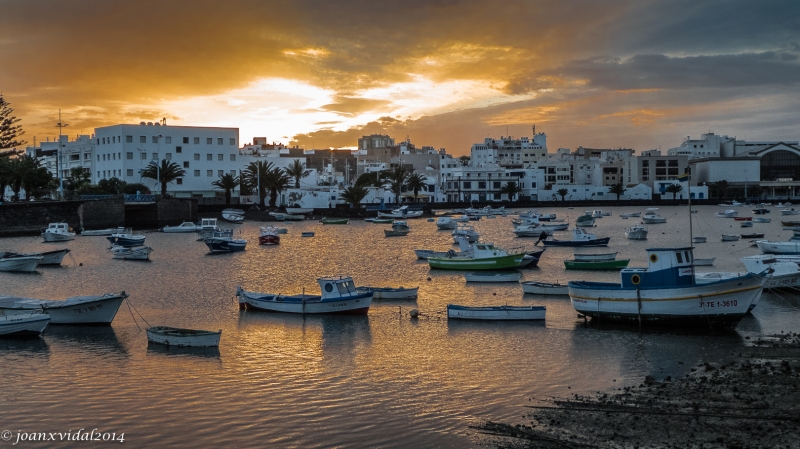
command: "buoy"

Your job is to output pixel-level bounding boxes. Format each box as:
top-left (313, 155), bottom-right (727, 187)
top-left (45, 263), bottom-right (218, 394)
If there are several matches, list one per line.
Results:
top-left (409, 309), bottom-right (419, 318)
top-left (427, 277), bottom-right (431, 281)
top-left (79, 263), bottom-right (83, 266)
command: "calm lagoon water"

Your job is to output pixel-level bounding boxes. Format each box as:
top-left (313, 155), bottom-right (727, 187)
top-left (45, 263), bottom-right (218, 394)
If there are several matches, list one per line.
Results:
top-left (1, 205), bottom-right (798, 447)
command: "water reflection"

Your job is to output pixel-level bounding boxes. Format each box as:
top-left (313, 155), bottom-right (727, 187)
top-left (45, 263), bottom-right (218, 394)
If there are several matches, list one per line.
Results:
top-left (0, 336), bottom-right (49, 357)
top-left (43, 325), bottom-right (129, 356)
top-left (146, 342), bottom-right (221, 360)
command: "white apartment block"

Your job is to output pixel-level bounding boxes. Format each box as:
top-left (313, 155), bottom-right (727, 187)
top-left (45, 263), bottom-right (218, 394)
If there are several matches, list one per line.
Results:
top-left (26, 135), bottom-right (95, 181)
top-left (94, 122), bottom-right (239, 197)
top-left (469, 132), bottom-right (548, 168)
top-left (668, 132), bottom-right (799, 159)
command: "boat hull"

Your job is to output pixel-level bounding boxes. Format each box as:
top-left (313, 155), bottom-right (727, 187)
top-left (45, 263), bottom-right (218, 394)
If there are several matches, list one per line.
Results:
top-left (464, 272), bottom-right (521, 282)
top-left (447, 304), bottom-right (546, 320)
top-left (38, 249), bottom-right (70, 265)
top-left (756, 240), bottom-right (800, 254)
top-left (42, 232), bottom-right (74, 242)
top-left (240, 292), bottom-right (372, 315)
top-left (258, 235), bottom-right (280, 245)
top-left (146, 327), bottom-right (221, 347)
top-left (522, 282), bottom-right (569, 295)
top-left (205, 238), bottom-right (247, 252)
top-left (111, 246), bottom-right (153, 260)
top-left (0, 314), bottom-right (50, 337)
top-left (564, 259), bottom-right (630, 270)
top-left (0, 293), bottom-right (126, 325)
top-left (106, 235), bottom-right (146, 247)
top-left (543, 237), bottom-right (610, 247)
top-left (0, 256), bottom-right (42, 272)
top-left (625, 229), bottom-right (648, 240)
top-left (568, 275), bottom-right (764, 328)
top-left (428, 253), bottom-right (525, 270)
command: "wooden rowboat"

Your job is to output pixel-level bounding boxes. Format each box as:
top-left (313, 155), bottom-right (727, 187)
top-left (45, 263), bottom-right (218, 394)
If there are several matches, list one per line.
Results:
top-left (446, 304), bottom-right (546, 320)
top-left (146, 326), bottom-right (222, 347)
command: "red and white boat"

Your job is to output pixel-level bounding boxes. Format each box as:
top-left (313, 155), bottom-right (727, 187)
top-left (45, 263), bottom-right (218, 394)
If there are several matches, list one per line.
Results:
top-left (259, 226), bottom-right (281, 245)
top-left (733, 216), bottom-right (752, 221)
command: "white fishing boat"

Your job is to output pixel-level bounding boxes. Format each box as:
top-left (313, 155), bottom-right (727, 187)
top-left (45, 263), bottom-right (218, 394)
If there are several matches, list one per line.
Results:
top-left (356, 286), bottom-right (419, 299)
top-left (107, 228), bottom-right (146, 247)
top-left (221, 210), bottom-right (244, 223)
top-left (446, 304), bottom-right (546, 321)
top-left (780, 208), bottom-right (800, 216)
top-left (541, 228), bottom-right (610, 247)
top-left (715, 209), bottom-right (738, 218)
top-left (568, 247), bottom-right (764, 328)
top-left (429, 239), bottom-right (527, 270)
top-left (258, 226), bottom-right (281, 245)
top-left (377, 205), bottom-right (423, 219)
top-left (521, 281), bottom-right (569, 295)
top-left (464, 272), bottom-right (521, 283)
top-left (575, 214), bottom-right (596, 227)
top-left (719, 200), bottom-right (743, 207)
top-left (435, 216), bottom-right (457, 230)
top-left (197, 218), bottom-right (220, 239)
top-left (619, 212), bottom-right (641, 219)
top-left (285, 206), bottom-right (314, 215)
top-left (641, 210), bottom-right (667, 224)
top-left (752, 217), bottom-right (771, 223)
top-left (1, 249), bottom-right (69, 266)
top-left (741, 255), bottom-right (800, 291)
top-left (146, 326), bottom-right (222, 347)
top-left (384, 221), bottom-right (411, 237)
top-left (80, 228), bottom-right (118, 236)
top-left (162, 222), bottom-right (201, 233)
top-left (573, 252), bottom-right (618, 262)
top-left (111, 245), bottom-right (153, 260)
top-left (721, 234), bottom-right (740, 242)
top-left (624, 224), bottom-right (648, 240)
top-left (0, 254), bottom-right (42, 272)
top-left (0, 291), bottom-right (128, 325)
top-left (236, 275), bottom-right (372, 315)
top-left (452, 224), bottom-right (479, 243)
top-left (512, 223), bottom-right (553, 237)
top-left (584, 210), bottom-right (604, 218)
top-left (204, 230), bottom-right (247, 253)
top-left (42, 223), bottom-right (75, 242)
top-left (0, 313), bottom-right (50, 337)
top-left (756, 240), bottom-right (800, 254)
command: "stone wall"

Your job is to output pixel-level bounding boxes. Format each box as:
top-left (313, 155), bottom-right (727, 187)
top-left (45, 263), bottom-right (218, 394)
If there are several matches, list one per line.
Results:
top-left (79, 196), bottom-right (126, 230)
top-left (0, 200), bottom-right (86, 237)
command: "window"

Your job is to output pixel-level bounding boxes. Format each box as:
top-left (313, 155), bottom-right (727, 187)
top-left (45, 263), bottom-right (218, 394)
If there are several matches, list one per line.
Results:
top-left (218, 170), bottom-right (224, 176)
top-left (463, 181), bottom-right (472, 189)
top-left (183, 137), bottom-right (189, 144)
top-left (69, 154), bottom-right (79, 161)
top-left (230, 154), bottom-right (236, 161)
top-left (126, 136), bottom-right (133, 143)
top-left (126, 152), bottom-right (133, 160)
top-left (152, 136), bottom-right (159, 143)
top-left (230, 138), bottom-right (236, 145)
top-left (230, 170), bottom-right (236, 176)
top-left (183, 161), bottom-right (189, 168)
top-left (194, 170), bottom-right (200, 177)
top-left (493, 181), bottom-right (501, 189)
top-left (676, 252), bottom-right (683, 263)
top-left (218, 154), bottom-right (223, 161)
top-left (103, 154), bottom-right (106, 161)
top-left (152, 153), bottom-right (158, 160)
top-left (478, 181), bottom-right (486, 189)
top-left (194, 137), bottom-right (200, 144)
top-left (176, 178), bottom-right (182, 185)
top-left (207, 154), bottom-right (212, 161)
top-left (166, 153), bottom-right (172, 160)
top-left (207, 170), bottom-right (213, 177)
top-left (84, 153), bottom-right (91, 160)
top-left (194, 153), bottom-right (200, 160)
top-left (126, 169), bottom-right (133, 176)
top-left (140, 136), bottom-right (146, 143)
top-left (141, 152), bottom-right (147, 160)
top-left (217, 138), bottom-right (223, 145)
top-left (206, 138), bottom-right (212, 144)
top-left (97, 155), bottom-right (100, 161)
top-left (176, 146), bottom-right (182, 153)
top-left (165, 137), bottom-right (172, 144)
top-left (97, 171), bottom-right (100, 178)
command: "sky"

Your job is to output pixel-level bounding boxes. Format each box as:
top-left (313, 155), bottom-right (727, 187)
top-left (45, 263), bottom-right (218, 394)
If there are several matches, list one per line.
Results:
top-left (2, 0), bottom-right (799, 156)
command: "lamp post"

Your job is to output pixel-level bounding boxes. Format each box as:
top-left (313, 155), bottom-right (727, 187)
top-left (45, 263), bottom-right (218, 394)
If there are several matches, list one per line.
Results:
top-left (55, 110), bottom-right (69, 199)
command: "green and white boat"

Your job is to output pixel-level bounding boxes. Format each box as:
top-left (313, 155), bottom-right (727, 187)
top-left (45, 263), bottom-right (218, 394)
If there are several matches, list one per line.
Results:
top-left (320, 217), bottom-right (349, 225)
top-left (563, 259), bottom-right (630, 270)
top-left (428, 242), bottom-right (526, 270)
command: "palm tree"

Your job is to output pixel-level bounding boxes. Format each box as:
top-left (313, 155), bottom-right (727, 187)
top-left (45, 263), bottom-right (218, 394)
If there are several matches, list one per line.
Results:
top-left (242, 161), bottom-right (274, 207)
top-left (284, 159), bottom-right (310, 188)
top-left (608, 183), bottom-right (627, 200)
top-left (665, 183), bottom-right (683, 199)
top-left (340, 184), bottom-right (368, 208)
top-left (500, 181), bottom-right (522, 201)
top-left (264, 166), bottom-right (291, 208)
top-left (212, 173), bottom-right (240, 206)
top-left (557, 188), bottom-right (569, 201)
top-left (6, 155), bottom-right (50, 200)
top-left (141, 159), bottom-right (186, 197)
top-left (459, 155), bottom-right (470, 167)
top-left (384, 165), bottom-right (410, 205)
top-left (405, 172), bottom-right (427, 202)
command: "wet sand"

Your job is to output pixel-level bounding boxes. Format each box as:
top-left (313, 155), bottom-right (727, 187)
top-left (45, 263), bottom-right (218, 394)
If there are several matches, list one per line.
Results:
top-left (479, 333), bottom-right (800, 449)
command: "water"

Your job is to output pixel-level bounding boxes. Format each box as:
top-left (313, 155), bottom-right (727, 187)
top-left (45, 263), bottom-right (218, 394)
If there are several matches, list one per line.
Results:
top-left (1, 205), bottom-right (798, 448)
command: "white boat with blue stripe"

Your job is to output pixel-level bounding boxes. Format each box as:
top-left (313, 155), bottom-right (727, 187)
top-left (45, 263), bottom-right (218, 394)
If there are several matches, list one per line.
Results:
top-left (568, 247), bottom-right (765, 329)
top-left (236, 275), bottom-right (372, 315)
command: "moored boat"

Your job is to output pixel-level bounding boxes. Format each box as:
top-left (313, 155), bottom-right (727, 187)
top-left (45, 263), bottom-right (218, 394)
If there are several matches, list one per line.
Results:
top-left (301, 231), bottom-right (315, 237)
top-left (162, 222), bottom-right (201, 233)
top-left (716, 209), bottom-right (738, 218)
top-left (568, 247), bottom-right (765, 328)
top-left (80, 228), bottom-right (118, 236)
top-left (464, 271), bottom-right (521, 283)
top-left (0, 313), bottom-right (50, 337)
top-left (521, 281), bottom-right (569, 295)
top-left (642, 210), bottom-right (667, 224)
top-left (377, 205), bottom-right (423, 219)
top-left (0, 254), bottom-right (42, 272)
top-left (452, 224), bottom-right (479, 243)
top-left (740, 233), bottom-right (765, 239)
top-left (356, 286), bottom-right (419, 299)
top-left (435, 216), bottom-right (457, 230)
top-left (541, 228), bottom-right (610, 247)
top-left (204, 230), bottom-right (247, 253)
top-left (107, 228), bottom-right (146, 247)
top-left (624, 224), bottom-right (648, 240)
top-left (111, 245), bottom-right (153, 260)
top-left (0, 291), bottom-right (128, 325)
top-left (320, 217), bottom-right (349, 225)
top-left (259, 226), bottom-right (281, 245)
top-left (446, 304), bottom-right (546, 321)
top-left (222, 209), bottom-right (245, 223)
top-left (564, 259), bottom-right (630, 270)
top-left (384, 221), bottom-right (411, 237)
top-left (146, 326), bottom-right (222, 347)
top-left (236, 275), bottom-right (372, 315)
top-left (733, 216), bottom-right (752, 221)
top-left (752, 217), bottom-right (771, 223)
top-left (42, 223), bottom-right (75, 242)
top-left (619, 212), bottom-right (641, 218)
top-left (428, 241), bottom-right (526, 270)
top-left (573, 252), bottom-right (618, 262)
top-left (285, 206), bottom-right (314, 215)
top-left (756, 240), bottom-right (800, 254)
top-left (721, 234), bottom-right (740, 242)
top-left (575, 214), bottom-right (595, 227)
top-left (197, 218), bottom-right (220, 239)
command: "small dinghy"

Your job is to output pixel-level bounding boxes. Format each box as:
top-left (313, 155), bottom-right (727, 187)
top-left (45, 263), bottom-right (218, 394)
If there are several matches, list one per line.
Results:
top-left (0, 313), bottom-right (50, 337)
top-left (446, 304), bottom-right (546, 321)
top-left (146, 326), bottom-right (221, 347)
top-left (521, 281), bottom-right (568, 295)
top-left (356, 286), bottom-right (419, 299)
top-left (464, 272), bottom-right (521, 283)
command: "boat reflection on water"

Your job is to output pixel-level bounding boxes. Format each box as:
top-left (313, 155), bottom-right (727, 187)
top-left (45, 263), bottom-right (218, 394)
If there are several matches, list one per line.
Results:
top-left (0, 336), bottom-right (49, 357)
top-left (146, 343), bottom-right (221, 360)
top-left (43, 325), bottom-right (129, 356)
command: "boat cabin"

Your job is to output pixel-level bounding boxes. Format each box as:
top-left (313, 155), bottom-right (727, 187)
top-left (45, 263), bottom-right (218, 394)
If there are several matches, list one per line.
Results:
top-left (200, 218), bottom-right (218, 229)
top-left (571, 228), bottom-right (598, 241)
top-left (620, 247), bottom-right (695, 288)
top-left (45, 223), bottom-right (69, 233)
top-left (318, 276), bottom-right (360, 299)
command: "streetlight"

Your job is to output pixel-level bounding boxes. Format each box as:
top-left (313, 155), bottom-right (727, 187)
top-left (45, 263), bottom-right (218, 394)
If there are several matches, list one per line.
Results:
top-left (55, 110), bottom-right (69, 199)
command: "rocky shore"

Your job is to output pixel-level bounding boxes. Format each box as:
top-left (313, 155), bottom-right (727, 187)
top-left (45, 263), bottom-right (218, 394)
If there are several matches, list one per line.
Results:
top-left (478, 333), bottom-right (800, 449)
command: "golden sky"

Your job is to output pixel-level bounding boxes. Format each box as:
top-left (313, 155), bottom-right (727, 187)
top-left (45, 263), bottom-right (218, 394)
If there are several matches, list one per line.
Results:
top-left (2, 0), bottom-right (799, 155)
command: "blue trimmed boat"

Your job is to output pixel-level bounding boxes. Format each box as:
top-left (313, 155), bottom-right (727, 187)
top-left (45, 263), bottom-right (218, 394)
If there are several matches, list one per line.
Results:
top-left (106, 228), bottom-right (146, 247)
top-left (236, 275), bottom-right (372, 315)
top-left (541, 228), bottom-right (610, 247)
top-left (568, 247), bottom-right (766, 329)
top-left (204, 230), bottom-right (246, 253)
top-left (447, 304), bottom-right (545, 320)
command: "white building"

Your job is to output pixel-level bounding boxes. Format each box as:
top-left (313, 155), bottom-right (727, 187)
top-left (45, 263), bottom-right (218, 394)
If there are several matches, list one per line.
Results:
top-left (93, 122), bottom-right (239, 197)
top-left (469, 130), bottom-right (548, 168)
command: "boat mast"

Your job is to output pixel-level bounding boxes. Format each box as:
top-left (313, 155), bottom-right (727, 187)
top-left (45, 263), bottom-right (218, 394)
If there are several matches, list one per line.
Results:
top-left (687, 165), bottom-right (695, 284)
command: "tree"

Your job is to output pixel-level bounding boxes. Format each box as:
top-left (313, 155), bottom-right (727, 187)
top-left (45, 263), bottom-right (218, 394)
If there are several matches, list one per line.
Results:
top-left (0, 156), bottom-right (10, 201)
top-left (123, 183), bottom-right (151, 195)
top-left (264, 166), bottom-right (291, 208)
top-left (141, 159), bottom-right (186, 196)
top-left (665, 183), bottom-right (683, 199)
top-left (284, 159), bottom-right (310, 188)
top-left (98, 177), bottom-right (128, 194)
top-left (557, 188), bottom-right (569, 201)
top-left (608, 183), bottom-right (627, 200)
top-left (500, 181), bottom-right (522, 201)
top-left (66, 168), bottom-right (92, 193)
top-left (384, 165), bottom-right (410, 204)
top-left (458, 155), bottom-right (471, 167)
top-left (340, 184), bottom-right (368, 208)
top-left (405, 172), bottom-right (427, 202)
top-left (242, 161), bottom-right (273, 207)
top-left (355, 171), bottom-right (385, 188)
top-left (212, 173), bottom-right (240, 206)
top-left (7, 155), bottom-right (50, 200)
top-left (0, 94), bottom-right (26, 151)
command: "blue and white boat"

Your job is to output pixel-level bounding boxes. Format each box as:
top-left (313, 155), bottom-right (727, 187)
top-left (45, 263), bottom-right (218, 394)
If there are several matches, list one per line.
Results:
top-left (236, 275), bottom-right (372, 315)
top-left (568, 247), bottom-right (765, 329)
top-left (106, 228), bottom-right (146, 247)
top-left (204, 230), bottom-right (246, 253)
